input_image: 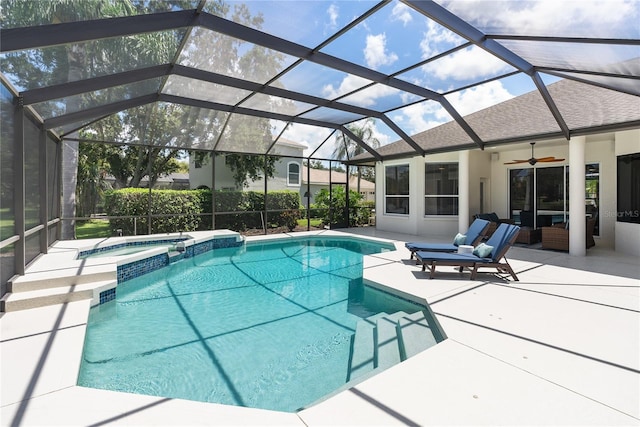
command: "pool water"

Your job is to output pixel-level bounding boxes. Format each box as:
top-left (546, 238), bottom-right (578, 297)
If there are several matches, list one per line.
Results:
top-left (78, 237), bottom-right (433, 412)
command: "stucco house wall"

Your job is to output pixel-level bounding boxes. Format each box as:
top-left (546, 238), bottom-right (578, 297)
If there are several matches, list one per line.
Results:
top-left (375, 129), bottom-right (639, 255)
top-left (189, 155), bottom-right (237, 190)
top-left (189, 139), bottom-right (305, 192)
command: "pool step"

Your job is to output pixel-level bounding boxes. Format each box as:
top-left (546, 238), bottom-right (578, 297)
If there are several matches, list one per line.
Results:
top-left (398, 311), bottom-right (438, 359)
top-left (8, 264), bottom-right (116, 293)
top-left (347, 312), bottom-right (388, 381)
top-left (347, 310), bottom-right (437, 382)
top-left (376, 314), bottom-right (403, 370)
top-left (0, 279), bottom-right (116, 312)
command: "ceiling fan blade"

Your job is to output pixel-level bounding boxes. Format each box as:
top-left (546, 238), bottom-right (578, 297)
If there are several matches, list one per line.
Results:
top-left (537, 157), bottom-right (565, 162)
top-left (505, 142), bottom-right (565, 165)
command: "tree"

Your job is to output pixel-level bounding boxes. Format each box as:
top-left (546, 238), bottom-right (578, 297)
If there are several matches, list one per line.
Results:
top-left (2, 0), bottom-right (189, 238)
top-left (76, 143), bottom-right (112, 217)
top-left (360, 166), bottom-right (376, 182)
top-left (173, 159), bottom-right (189, 174)
top-left (4, 1), bottom-right (287, 235)
top-left (190, 152), bottom-right (279, 189)
top-left (224, 154), bottom-right (279, 189)
top-left (306, 160), bottom-right (328, 170)
top-left (333, 118), bottom-right (380, 193)
top-left (85, 102), bottom-right (189, 189)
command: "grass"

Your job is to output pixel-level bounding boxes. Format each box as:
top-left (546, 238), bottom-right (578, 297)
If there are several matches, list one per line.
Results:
top-left (2, 213), bottom-right (324, 241)
top-left (298, 218), bottom-right (322, 227)
top-left (0, 208), bottom-right (15, 241)
top-left (76, 219), bottom-right (111, 239)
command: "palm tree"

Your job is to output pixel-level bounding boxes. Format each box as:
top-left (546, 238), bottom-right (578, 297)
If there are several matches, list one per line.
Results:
top-left (332, 118), bottom-right (380, 193)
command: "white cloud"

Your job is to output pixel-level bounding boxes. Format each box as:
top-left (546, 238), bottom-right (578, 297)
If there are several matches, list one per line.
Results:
top-left (341, 84), bottom-right (402, 108)
top-left (420, 20), bottom-right (464, 59)
top-left (423, 45), bottom-right (512, 82)
top-left (326, 3), bottom-right (339, 29)
top-left (322, 74), bottom-right (371, 99)
top-left (274, 123), bottom-right (335, 158)
top-left (441, 0), bottom-right (638, 38)
top-left (444, 80), bottom-right (513, 116)
top-left (309, 133), bottom-right (338, 159)
top-left (360, 120), bottom-right (391, 147)
top-left (364, 33), bottom-right (398, 69)
top-left (389, 80), bottom-right (514, 135)
top-left (393, 101), bottom-right (447, 135)
top-left (390, 2), bottom-right (413, 26)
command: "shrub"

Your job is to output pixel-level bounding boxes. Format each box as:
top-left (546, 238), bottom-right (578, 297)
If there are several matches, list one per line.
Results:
top-left (266, 191), bottom-right (302, 228)
top-left (105, 188), bottom-right (302, 235)
top-left (314, 186), bottom-right (365, 227)
top-left (104, 188), bottom-right (203, 235)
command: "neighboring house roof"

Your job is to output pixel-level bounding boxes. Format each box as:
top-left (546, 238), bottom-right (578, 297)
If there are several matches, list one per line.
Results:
top-left (302, 166), bottom-right (374, 190)
top-left (166, 173), bottom-right (189, 183)
top-left (105, 172), bottom-right (189, 185)
top-left (276, 137), bottom-right (308, 150)
top-left (352, 78), bottom-right (640, 163)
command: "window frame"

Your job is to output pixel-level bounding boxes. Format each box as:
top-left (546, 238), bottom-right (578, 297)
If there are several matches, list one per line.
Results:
top-left (617, 153), bottom-right (639, 224)
top-left (424, 162), bottom-right (458, 216)
top-left (384, 164), bottom-right (410, 215)
top-left (287, 161), bottom-right (300, 186)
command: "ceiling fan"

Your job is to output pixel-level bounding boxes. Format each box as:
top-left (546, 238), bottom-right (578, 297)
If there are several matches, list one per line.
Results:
top-left (504, 142), bottom-right (565, 165)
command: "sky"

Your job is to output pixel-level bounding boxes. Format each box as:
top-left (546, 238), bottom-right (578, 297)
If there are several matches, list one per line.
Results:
top-left (231, 0), bottom-right (639, 159)
top-left (3, 0), bottom-right (637, 159)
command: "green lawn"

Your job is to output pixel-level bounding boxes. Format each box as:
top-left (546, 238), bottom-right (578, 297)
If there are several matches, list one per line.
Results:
top-left (297, 218), bottom-right (322, 227)
top-left (76, 219), bottom-right (111, 239)
top-left (2, 215), bottom-right (323, 241)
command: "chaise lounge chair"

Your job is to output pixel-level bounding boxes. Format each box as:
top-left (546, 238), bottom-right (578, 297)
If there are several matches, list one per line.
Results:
top-left (414, 223), bottom-right (521, 281)
top-left (405, 218), bottom-right (490, 260)
top-left (474, 212), bottom-right (515, 238)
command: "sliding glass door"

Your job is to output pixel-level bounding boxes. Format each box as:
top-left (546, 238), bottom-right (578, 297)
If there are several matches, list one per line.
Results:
top-left (508, 164), bottom-right (599, 234)
top-left (509, 169), bottom-right (534, 225)
top-left (536, 166), bottom-right (565, 226)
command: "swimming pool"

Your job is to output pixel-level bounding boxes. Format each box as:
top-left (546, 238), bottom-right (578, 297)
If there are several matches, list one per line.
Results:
top-left (78, 237), bottom-right (442, 412)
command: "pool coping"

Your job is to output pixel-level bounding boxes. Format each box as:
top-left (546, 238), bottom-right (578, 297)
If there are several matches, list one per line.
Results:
top-left (1, 229), bottom-right (639, 426)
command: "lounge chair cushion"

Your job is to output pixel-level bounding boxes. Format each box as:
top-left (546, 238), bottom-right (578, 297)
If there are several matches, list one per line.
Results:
top-left (453, 233), bottom-right (466, 246)
top-left (407, 242), bottom-right (459, 252)
top-left (473, 243), bottom-right (494, 258)
top-left (415, 251), bottom-right (490, 263)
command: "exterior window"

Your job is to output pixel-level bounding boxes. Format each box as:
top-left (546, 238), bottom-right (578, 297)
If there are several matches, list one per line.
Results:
top-left (617, 154), bottom-right (639, 224)
top-left (425, 163), bottom-right (458, 215)
top-left (385, 165), bottom-right (409, 215)
top-left (288, 162), bottom-right (300, 186)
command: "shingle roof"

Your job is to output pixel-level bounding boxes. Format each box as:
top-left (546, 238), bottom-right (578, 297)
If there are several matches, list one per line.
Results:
top-left (302, 166), bottom-right (374, 190)
top-left (352, 79), bottom-right (640, 162)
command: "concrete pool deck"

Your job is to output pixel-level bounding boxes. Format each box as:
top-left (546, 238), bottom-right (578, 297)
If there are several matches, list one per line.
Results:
top-left (1, 229), bottom-right (639, 426)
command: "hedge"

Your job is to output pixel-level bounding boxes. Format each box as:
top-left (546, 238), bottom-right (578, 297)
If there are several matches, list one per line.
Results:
top-left (104, 188), bottom-right (203, 235)
top-left (105, 188), bottom-right (301, 235)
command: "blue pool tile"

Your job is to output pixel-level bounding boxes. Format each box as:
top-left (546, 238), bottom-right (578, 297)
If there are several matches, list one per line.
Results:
top-left (99, 288), bottom-right (116, 304)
